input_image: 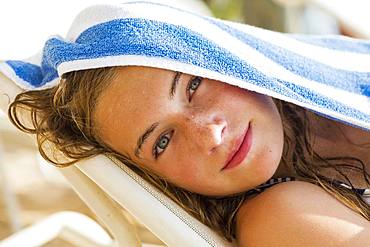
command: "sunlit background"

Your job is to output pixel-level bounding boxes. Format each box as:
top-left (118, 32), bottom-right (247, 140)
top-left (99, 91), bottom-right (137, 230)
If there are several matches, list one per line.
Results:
top-left (0, 0), bottom-right (369, 246)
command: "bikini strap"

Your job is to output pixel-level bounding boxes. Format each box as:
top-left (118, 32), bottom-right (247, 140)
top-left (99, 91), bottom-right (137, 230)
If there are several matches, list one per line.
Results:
top-left (249, 177), bottom-right (370, 197)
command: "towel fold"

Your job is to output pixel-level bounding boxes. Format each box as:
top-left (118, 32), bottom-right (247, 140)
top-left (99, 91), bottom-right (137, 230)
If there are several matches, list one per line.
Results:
top-left (1, 1), bottom-right (369, 130)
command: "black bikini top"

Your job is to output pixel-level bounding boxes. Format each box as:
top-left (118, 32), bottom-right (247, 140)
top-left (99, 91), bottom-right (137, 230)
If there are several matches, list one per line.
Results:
top-left (249, 176), bottom-right (370, 198)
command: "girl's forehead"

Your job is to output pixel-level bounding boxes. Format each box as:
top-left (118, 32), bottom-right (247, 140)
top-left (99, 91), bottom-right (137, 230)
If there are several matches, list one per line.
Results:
top-left (93, 67), bottom-right (177, 152)
top-left (108, 67), bottom-right (175, 98)
top-left (96, 69), bottom-right (165, 119)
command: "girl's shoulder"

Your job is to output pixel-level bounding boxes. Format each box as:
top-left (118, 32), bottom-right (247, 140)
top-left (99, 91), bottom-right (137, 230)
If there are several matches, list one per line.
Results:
top-left (235, 180), bottom-right (370, 247)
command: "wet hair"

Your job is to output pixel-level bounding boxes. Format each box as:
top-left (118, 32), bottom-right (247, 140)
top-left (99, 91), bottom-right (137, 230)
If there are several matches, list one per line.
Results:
top-left (8, 66), bottom-right (370, 242)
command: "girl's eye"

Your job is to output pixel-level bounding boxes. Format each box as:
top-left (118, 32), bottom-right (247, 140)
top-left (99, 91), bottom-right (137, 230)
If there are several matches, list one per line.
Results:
top-left (187, 76), bottom-right (202, 102)
top-left (153, 131), bottom-right (173, 159)
top-left (152, 76), bottom-right (203, 159)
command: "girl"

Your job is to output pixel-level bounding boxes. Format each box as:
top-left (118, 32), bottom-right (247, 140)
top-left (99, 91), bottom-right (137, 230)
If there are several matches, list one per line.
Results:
top-left (3, 2), bottom-right (370, 246)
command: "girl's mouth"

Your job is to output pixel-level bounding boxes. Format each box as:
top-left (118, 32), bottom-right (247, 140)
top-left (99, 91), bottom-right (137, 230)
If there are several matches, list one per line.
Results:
top-left (222, 122), bottom-right (252, 171)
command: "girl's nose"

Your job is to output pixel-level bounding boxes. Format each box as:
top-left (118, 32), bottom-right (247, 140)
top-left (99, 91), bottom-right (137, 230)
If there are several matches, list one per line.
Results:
top-left (185, 113), bottom-right (227, 154)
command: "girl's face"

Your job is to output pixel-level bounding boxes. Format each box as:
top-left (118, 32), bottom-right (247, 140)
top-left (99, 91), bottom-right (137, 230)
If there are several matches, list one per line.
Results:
top-left (94, 66), bottom-right (284, 196)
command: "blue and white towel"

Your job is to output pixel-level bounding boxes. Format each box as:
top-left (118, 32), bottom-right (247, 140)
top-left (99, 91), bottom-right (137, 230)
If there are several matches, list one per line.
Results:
top-left (0, 1), bottom-right (369, 131)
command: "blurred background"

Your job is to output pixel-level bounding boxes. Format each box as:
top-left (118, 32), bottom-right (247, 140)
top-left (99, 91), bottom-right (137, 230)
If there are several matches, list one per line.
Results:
top-left (205, 0), bottom-right (369, 37)
top-left (0, 0), bottom-right (369, 246)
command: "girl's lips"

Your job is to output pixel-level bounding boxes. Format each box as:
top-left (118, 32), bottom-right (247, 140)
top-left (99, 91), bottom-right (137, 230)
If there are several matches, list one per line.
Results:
top-left (222, 122), bottom-right (252, 171)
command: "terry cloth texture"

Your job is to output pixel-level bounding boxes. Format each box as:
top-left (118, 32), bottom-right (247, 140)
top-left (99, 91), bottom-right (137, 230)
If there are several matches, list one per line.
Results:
top-left (1, 2), bottom-right (369, 131)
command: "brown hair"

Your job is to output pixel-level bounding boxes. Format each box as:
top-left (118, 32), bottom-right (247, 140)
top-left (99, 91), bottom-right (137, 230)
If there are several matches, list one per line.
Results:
top-left (8, 66), bottom-right (370, 242)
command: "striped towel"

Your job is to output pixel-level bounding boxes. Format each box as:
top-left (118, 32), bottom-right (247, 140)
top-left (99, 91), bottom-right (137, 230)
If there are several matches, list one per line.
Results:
top-left (0, 0), bottom-right (369, 133)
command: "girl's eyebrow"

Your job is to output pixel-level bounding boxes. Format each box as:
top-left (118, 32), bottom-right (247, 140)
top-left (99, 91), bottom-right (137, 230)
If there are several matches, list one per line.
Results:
top-left (134, 71), bottom-right (182, 159)
top-left (135, 122), bottom-right (159, 159)
top-left (169, 71), bottom-right (182, 99)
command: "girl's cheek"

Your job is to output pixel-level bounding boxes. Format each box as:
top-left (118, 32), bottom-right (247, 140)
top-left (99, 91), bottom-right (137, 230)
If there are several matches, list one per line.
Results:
top-left (167, 160), bottom-right (201, 186)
